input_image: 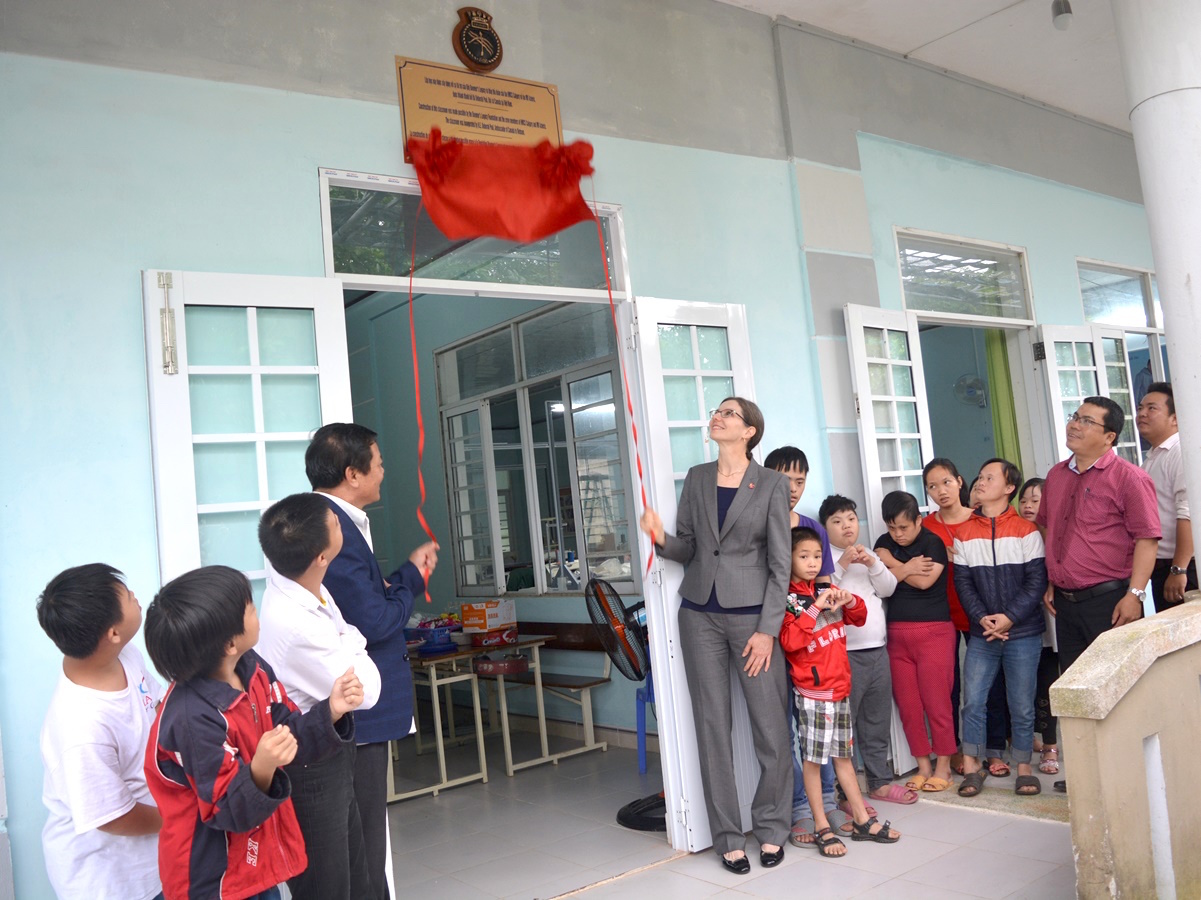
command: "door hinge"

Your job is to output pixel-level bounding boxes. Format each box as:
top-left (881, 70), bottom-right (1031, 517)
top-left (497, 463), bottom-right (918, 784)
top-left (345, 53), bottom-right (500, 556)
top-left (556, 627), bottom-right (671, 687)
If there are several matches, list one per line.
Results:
top-left (157, 271), bottom-right (178, 375)
top-left (626, 332), bottom-right (638, 352)
top-left (1033, 341), bottom-right (1046, 362)
top-left (854, 394), bottom-right (861, 418)
top-left (676, 800), bottom-right (688, 827)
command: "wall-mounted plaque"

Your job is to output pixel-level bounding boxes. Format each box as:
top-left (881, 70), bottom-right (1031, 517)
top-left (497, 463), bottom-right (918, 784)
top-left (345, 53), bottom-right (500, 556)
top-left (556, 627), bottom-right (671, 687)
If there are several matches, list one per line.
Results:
top-left (453, 7), bottom-right (503, 73)
top-left (396, 57), bottom-right (563, 161)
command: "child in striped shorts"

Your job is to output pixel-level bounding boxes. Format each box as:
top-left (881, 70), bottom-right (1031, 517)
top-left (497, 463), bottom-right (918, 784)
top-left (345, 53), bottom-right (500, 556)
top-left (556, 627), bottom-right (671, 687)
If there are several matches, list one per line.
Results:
top-left (779, 527), bottom-right (902, 857)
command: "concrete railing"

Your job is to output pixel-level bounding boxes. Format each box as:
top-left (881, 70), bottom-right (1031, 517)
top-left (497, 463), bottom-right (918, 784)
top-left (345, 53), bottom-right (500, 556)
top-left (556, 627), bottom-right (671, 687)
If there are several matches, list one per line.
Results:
top-left (1050, 592), bottom-right (1201, 900)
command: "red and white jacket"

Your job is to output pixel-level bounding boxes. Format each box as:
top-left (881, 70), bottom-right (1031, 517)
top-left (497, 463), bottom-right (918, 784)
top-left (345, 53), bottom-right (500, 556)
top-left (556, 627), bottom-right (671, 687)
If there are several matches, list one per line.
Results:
top-left (779, 580), bottom-right (867, 702)
top-left (144, 649), bottom-right (352, 900)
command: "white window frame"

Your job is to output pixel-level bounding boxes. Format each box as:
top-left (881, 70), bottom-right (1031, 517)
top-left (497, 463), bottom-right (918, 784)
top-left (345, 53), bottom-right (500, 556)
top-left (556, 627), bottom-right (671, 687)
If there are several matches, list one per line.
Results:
top-left (142, 270), bottom-right (352, 582)
top-left (893, 228), bottom-right (1036, 328)
top-left (435, 311), bottom-right (639, 597)
top-left (318, 167), bottom-right (630, 301)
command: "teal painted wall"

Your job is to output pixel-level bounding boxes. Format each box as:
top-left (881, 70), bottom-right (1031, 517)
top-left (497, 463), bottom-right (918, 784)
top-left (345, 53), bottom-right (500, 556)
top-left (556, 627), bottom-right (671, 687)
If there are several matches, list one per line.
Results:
top-left (857, 134), bottom-right (1154, 325)
top-left (0, 53), bottom-right (818, 898)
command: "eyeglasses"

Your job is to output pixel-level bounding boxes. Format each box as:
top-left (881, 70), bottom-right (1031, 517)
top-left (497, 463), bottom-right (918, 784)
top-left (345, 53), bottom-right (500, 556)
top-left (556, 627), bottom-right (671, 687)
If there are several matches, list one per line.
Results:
top-left (1066, 413), bottom-right (1104, 429)
top-left (708, 408), bottom-right (745, 421)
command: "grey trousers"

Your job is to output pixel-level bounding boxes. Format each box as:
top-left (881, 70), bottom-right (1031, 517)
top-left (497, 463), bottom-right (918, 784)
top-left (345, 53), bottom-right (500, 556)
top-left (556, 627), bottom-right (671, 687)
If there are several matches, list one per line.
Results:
top-left (848, 646), bottom-right (894, 793)
top-left (678, 608), bottom-right (793, 855)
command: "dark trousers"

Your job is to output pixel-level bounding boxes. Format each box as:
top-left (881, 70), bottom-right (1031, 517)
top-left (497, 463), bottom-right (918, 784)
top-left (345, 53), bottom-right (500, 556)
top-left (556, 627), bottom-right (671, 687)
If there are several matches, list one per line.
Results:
top-left (287, 742), bottom-right (370, 900)
top-left (951, 631), bottom-right (1008, 753)
top-left (1151, 558), bottom-right (1198, 613)
top-left (354, 741), bottom-right (392, 900)
top-left (848, 646), bottom-right (894, 793)
top-left (1034, 647), bottom-right (1060, 745)
top-left (1055, 583), bottom-right (1132, 674)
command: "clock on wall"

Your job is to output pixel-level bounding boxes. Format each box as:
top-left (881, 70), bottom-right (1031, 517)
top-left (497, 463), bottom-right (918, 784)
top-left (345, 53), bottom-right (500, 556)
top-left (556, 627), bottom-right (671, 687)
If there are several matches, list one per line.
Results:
top-left (453, 7), bottom-right (503, 73)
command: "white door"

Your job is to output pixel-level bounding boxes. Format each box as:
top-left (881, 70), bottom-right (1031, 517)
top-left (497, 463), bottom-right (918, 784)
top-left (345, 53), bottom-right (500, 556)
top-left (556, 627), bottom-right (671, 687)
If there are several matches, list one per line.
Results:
top-left (1037, 326), bottom-right (1141, 464)
top-left (630, 297), bottom-right (756, 852)
top-left (844, 306), bottom-right (936, 538)
top-left (141, 270), bottom-right (352, 590)
top-left (844, 304), bottom-right (939, 776)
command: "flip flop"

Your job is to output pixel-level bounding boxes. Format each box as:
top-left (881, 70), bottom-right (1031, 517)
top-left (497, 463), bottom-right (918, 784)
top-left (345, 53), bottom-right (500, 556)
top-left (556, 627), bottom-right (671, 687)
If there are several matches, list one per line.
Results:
top-left (870, 784), bottom-right (919, 805)
top-left (1015, 774), bottom-right (1042, 796)
top-left (905, 775), bottom-right (928, 791)
top-left (789, 817), bottom-right (815, 847)
top-left (838, 799), bottom-right (878, 819)
top-left (987, 759), bottom-right (1011, 778)
top-left (957, 770), bottom-right (987, 797)
top-left (921, 777), bottom-right (953, 792)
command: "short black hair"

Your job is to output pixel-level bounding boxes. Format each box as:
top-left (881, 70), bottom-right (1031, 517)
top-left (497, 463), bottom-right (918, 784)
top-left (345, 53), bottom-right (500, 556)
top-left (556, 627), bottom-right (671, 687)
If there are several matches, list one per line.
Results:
top-left (1082, 396), bottom-right (1124, 441)
top-left (1019, 477), bottom-right (1045, 501)
top-left (882, 491), bottom-right (920, 525)
top-left (305, 423), bottom-right (379, 490)
top-left (980, 457), bottom-right (1022, 495)
top-left (764, 446), bottom-right (809, 475)
top-left (144, 566), bottom-right (252, 683)
top-left (36, 564), bottom-right (125, 659)
top-left (260, 493), bottom-right (335, 580)
top-left (791, 526), bottom-right (822, 550)
top-left (818, 494), bottom-right (857, 526)
top-left (1144, 381), bottom-right (1174, 416)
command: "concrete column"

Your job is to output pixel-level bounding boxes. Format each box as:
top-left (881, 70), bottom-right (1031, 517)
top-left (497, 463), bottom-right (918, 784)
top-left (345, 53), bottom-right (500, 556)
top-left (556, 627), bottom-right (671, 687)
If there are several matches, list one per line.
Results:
top-left (1110, 0), bottom-right (1201, 561)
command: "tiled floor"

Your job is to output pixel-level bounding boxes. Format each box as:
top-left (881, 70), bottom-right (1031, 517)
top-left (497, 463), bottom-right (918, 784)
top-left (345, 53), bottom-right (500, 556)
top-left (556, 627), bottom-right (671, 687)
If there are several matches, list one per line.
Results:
top-left (387, 733), bottom-right (1076, 899)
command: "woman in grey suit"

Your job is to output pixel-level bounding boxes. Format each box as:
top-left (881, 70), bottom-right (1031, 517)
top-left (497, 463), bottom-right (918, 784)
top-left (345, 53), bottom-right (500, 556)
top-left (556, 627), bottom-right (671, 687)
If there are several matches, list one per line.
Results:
top-left (640, 396), bottom-right (793, 874)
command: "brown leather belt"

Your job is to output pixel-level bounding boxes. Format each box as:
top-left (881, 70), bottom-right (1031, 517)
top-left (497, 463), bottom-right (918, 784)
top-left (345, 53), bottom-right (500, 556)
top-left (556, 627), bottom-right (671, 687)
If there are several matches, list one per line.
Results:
top-left (1055, 579), bottom-right (1128, 603)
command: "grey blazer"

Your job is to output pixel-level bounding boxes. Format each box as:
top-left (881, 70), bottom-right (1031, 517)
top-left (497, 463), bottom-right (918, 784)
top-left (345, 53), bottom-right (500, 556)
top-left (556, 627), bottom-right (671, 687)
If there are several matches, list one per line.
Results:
top-left (659, 460), bottom-right (792, 636)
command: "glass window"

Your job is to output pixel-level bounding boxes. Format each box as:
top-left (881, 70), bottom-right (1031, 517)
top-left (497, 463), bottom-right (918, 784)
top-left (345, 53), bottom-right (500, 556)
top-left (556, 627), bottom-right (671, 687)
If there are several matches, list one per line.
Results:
top-left (436, 308), bottom-right (635, 595)
top-left (1079, 264), bottom-right (1152, 327)
top-left (327, 185), bottom-right (615, 290)
top-left (520, 303), bottom-right (615, 378)
top-left (897, 233), bottom-right (1030, 320)
top-left (438, 329), bottom-right (517, 404)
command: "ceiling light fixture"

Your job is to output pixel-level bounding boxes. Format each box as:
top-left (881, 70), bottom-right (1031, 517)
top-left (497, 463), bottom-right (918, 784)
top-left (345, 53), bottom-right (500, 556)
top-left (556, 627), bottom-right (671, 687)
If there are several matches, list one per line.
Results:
top-left (1052, 0), bottom-right (1073, 31)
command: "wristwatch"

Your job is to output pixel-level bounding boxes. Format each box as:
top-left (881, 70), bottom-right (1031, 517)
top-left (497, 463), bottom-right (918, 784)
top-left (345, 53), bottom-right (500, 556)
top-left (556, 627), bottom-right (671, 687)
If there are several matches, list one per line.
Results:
top-left (1169, 565), bottom-right (1189, 576)
top-left (1130, 587), bottom-right (1147, 602)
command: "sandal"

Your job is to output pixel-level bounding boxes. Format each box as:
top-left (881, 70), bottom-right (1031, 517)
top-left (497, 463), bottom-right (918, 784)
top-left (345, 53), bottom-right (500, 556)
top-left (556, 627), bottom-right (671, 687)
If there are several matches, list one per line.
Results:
top-left (870, 784), bottom-right (919, 805)
top-left (1015, 774), bottom-right (1042, 796)
top-left (789, 817), bottom-right (815, 847)
top-left (921, 776), bottom-right (953, 792)
top-left (905, 774), bottom-right (928, 791)
top-left (850, 815), bottom-right (900, 843)
top-left (987, 758), bottom-right (1011, 778)
top-left (957, 770), bottom-right (987, 797)
top-left (1039, 747), bottom-right (1060, 775)
top-left (812, 826), bottom-right (846, 857)
top-left (838, 799), bottom-right (877, 819)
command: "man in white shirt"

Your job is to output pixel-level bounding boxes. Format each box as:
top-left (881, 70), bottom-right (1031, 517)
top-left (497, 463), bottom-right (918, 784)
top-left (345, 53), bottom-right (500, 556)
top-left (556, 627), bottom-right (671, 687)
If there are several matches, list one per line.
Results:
top-left (257, 493), bottom-right (382, 900)
top-left (1137, 382), bottom-right (1197, 611)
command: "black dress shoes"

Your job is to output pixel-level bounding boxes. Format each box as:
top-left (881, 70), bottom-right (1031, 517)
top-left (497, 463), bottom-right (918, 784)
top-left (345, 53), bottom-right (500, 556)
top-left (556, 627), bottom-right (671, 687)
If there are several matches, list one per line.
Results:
top-left (721, 854), bottom-right (751, 875)
top-left (760, 846), bottom-right (785, 867)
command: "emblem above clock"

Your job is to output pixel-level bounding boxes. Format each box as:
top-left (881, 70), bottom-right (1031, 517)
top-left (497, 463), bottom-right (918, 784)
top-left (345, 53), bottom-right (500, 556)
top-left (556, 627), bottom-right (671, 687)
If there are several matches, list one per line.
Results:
top-left (453, 7), bottom-right (503, 73)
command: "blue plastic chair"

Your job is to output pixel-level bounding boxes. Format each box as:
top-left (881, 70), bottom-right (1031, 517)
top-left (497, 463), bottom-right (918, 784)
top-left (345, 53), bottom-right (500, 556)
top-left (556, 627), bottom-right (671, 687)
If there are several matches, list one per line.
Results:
top-left (636, 670), bottom-right (655, 774)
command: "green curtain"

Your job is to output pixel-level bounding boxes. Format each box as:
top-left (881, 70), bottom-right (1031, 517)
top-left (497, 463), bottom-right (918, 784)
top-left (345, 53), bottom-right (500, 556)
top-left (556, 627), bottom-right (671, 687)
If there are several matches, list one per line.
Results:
top-left (986, 329), bottom-right (1023, 481)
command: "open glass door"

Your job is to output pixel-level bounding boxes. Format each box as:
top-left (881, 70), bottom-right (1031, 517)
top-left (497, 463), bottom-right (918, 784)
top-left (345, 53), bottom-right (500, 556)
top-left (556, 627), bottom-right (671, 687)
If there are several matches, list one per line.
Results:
top-left (1037, 326), bottom-right (1141, 464)
top-left (844, 304), bottom-right (937, 777)
top-left (141, 270), bottom-right (352, 590)
top-left (630, 297), bottom-right (755, 852)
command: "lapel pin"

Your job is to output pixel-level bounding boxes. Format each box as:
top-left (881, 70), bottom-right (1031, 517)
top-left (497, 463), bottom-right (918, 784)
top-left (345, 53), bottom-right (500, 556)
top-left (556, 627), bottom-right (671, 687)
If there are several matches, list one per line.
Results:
top-left (748, 482), bottom-right (755, 490)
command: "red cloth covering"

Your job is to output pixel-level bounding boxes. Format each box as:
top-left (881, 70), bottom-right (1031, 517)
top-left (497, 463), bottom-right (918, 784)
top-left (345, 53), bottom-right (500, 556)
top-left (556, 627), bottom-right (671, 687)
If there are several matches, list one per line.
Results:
top-left (407, 129), bottom-right (595, 242)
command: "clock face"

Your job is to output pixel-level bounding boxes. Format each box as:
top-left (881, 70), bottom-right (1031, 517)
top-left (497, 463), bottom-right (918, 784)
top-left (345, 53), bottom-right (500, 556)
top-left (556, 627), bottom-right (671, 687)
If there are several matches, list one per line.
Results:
top-left (453, 8), bottom-right (503, 73)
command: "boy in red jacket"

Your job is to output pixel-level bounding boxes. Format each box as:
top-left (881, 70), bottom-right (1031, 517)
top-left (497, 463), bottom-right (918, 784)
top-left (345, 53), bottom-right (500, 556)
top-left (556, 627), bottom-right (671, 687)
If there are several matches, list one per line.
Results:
top-left (143, 566), bottom-right (364, 900)
top-left (780, 528), bottom-right (901, 857)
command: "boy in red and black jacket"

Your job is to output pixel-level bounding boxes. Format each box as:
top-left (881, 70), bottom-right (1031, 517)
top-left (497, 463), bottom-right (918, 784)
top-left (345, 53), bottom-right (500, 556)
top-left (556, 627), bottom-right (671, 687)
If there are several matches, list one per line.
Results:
top-left (780, 528), bottom-right (901, 858)
top-left (143, 566), bottom-right (363, 900)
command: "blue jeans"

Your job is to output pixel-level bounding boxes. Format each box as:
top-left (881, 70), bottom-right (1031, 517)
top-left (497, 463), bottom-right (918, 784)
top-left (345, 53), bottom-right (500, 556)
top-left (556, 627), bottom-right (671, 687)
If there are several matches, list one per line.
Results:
top-left (791, 698), bottom-right (836, 820)
top-left (961, 634), bottom-right (1041, 765)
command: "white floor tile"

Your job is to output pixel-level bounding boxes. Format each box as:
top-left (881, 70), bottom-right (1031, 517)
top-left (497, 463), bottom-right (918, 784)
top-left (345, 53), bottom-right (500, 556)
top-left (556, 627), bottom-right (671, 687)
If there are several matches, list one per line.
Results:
top-left (732, 855), bottom-right (890, 898)
top-left (891, 804), bottom-right (1012, 845)
top-left (896, 845), bottom-right (1061, 899)
top-left (453, 852), bottom-right (592, 897)
top-left (578, 866), bottom-right (730, 899)
top-left (966, 818), bottom-right (1074, 865)
top-left (1002, 864), bottom-right (1078, 899)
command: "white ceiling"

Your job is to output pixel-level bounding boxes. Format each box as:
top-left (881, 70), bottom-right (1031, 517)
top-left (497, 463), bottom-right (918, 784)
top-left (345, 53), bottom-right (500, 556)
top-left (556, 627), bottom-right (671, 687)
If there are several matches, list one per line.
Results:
top-left (718, 0), bottom-right (1132, 131)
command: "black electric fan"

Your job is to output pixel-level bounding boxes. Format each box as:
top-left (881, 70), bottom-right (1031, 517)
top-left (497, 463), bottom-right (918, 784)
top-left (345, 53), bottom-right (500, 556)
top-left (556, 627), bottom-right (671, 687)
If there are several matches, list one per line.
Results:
top-left (584, 577), bottom-right (666, 831)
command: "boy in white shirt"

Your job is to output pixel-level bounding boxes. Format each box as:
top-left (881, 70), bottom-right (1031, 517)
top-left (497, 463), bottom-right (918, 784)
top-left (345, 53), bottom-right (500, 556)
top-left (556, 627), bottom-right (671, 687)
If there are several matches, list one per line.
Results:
top-left (819, 496), bottom-right (918, 809)
top-left (256, 492), bottom-right (382, 900)
top-left (37, 563), bottom-right (162, 900)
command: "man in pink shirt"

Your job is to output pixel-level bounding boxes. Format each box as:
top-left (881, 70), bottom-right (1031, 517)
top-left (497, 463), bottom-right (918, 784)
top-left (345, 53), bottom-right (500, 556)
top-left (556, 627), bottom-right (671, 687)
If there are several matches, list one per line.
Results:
top-left (1038, 397), bottom-right (1160, 790)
